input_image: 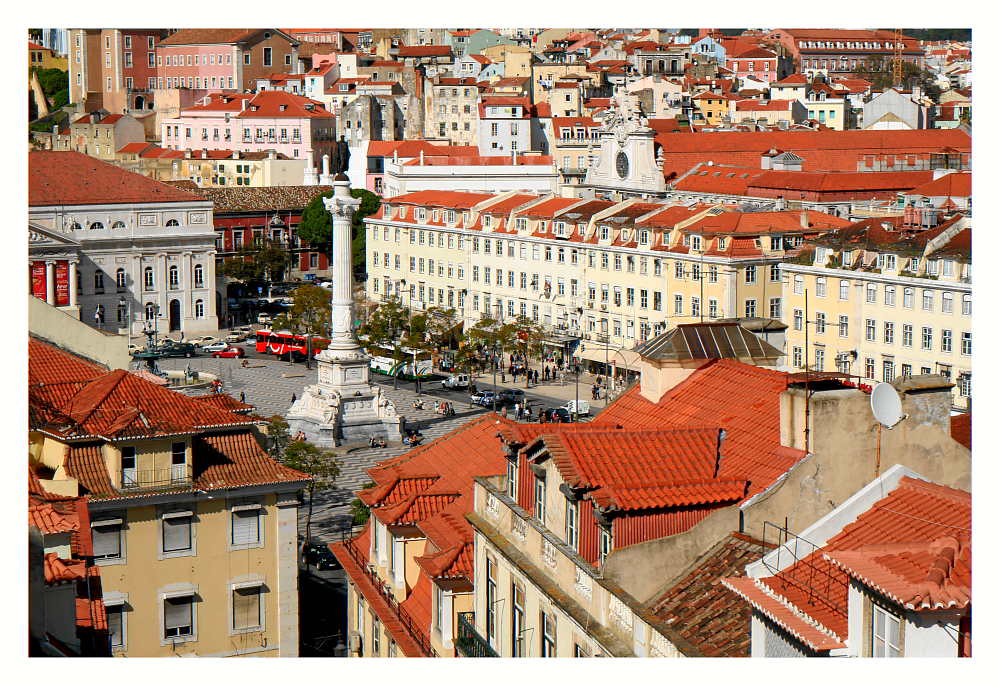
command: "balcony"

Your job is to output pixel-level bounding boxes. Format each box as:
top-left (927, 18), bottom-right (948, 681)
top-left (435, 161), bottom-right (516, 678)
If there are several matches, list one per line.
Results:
top-left (455, 612), bottom-right (498, 657)
top-left (119, 465), bottom-right (192, 492)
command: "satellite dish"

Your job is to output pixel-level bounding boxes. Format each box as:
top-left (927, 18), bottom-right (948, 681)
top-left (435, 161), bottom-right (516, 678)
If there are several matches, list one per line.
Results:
top-left (871, 382), bottom-right (904, 428)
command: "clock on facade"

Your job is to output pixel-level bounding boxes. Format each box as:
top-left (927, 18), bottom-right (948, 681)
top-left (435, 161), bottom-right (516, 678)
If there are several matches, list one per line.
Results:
top-left (615, 152), bottom-right (629, 179)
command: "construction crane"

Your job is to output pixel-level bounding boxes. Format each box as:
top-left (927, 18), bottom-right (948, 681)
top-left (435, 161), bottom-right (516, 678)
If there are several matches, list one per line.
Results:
top-left (892, 28), bottom-right (905, 87)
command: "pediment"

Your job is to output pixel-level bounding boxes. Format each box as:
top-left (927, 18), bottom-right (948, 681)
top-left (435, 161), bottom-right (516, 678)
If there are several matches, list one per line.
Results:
top-left (28, 221), bottom-right (81, 248)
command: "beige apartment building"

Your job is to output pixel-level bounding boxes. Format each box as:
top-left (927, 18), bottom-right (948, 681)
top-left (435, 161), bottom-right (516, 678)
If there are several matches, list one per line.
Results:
top-left (781, 213), bottom-right (971, 409)
top-left (365, 190), bottom-right (848, 374)
top-left (426, 77), bottom-right (482, 145)
top-left (28, 337), bottom-right (309, 657)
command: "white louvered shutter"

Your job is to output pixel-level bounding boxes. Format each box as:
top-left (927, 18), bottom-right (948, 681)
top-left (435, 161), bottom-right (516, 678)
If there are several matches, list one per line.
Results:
top-left (164, 596), bottom-right (192, 636)
top-left (162, 515), bottom-right (191, 552)
top-left (232, 509), bottom-right (259, 545)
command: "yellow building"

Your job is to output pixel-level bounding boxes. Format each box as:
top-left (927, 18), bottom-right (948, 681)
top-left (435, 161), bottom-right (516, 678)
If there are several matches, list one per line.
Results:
top-left (692, 92), bottom-right (734, 127)
top-left (364, 190), bottom-right (848, 376)
top-left (781, 214), bottom-right (971, 409)
top-left (481, 44), bottom-right (532, 79)
top-left (30, 41), bottom-right (67, 72)
top-left (28, 337), bottom-right (309, 657)
top-left (546, 116), bottom-right (600, 187)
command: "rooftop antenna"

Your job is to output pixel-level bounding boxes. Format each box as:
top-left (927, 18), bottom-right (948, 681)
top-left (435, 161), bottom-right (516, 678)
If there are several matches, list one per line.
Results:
top-left (870, 381), bottom-right (906, 478)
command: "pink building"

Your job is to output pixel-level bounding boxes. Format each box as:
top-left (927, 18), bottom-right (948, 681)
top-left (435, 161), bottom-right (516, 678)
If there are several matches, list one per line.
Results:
top-left (726, 47), bottom-right (780, 85)
top-left (161, 91), bottom-right (336, 163)
top-left (155, 29), bottom-right (300, 92)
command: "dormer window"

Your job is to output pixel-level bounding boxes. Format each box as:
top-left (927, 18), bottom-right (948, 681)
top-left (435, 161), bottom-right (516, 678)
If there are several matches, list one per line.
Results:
top-left (483, 215), bottom-right (493, 228)
top-left (718, 237), bottom-right (728, 250)
top-left (416, 208), bottom-right (426, 222)
top-left (578, 224), bottom-right (585, 235)
top-left (446, 210), bottom-right (456, 224)
top-left (539, 221), bottom-right (548, 232)
top-left (516, 217), bottom-right (527, 231)
top-left (639, 230), bottom-right (649, 244)
top-left (599, 226), bottom-right (610, 241)
top-left (555, 221), bottom-right (567, 237)
top-left (432, 210), bottom-right (440, 222)
top-left (399, 206), bottom-right (407, 219)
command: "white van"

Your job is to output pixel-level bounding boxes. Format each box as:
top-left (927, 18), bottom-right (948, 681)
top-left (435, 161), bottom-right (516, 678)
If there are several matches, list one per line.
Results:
top-left (441, 374), bottom-right (471, 390)
top-left (561, 399), bottom-right (591, 416)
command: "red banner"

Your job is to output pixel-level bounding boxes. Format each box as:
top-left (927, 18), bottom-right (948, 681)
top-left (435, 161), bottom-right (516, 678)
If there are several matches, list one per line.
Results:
top-left (55, 261), bottom-right (69, 306)
top-left (31, 262), bottom-right (46, 299)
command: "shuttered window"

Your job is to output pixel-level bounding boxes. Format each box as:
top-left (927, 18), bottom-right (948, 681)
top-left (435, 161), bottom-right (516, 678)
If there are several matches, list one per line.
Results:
top-left (164, 596), bottom-right (193, 638)
top-left (107, 604), bottom-right (124, 647)
top-left (233, 586), bottom-right (262, 631)
top-left (162, 513), bottom-right (192, 553)
top-left (92, 518), bottom-right (123, 559)
top-left (231, 507), bottom-right (260, 546)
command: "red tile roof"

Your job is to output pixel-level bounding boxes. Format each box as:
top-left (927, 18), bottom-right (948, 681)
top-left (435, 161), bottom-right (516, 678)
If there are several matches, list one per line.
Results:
top-left (44, 553), bottom-right (86, 584)
top-left (117, 142), bottom-right (154, 154)
top-left (479, 194), bottom-right (539, 214)
top-left (190, 392), bottom-right (256, 414)
top-left (905, 171), bottom-right (972, 198)
top-left (236, 90), bottom-right (333, 119)
top-left (735, 98), bottom-right (795, 111)
top-left (595, 360), bottom-right (807, 500)
top-left (29, 498), bottom-right (80, 535)
top-left (950, 414), bottom-right (971, 450)
top-left (157, 29), bottom-right (272, 46)
top-left (684, 209), bottom-right (850, 235)
top-left (724, 477), bottom-right (971, 651)
top-left (651, 532), bottom-right (775, 656)
top-left (397, 45), bottom-right (452, 57)
top-left (30, 152), bottom-right (203, 207)
top-left (388, 190), bottom-right (496, 209)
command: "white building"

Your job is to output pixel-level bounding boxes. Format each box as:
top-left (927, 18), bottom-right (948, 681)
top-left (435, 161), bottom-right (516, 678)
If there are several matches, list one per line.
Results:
top-left (29, 151), bottom-right (220, 338)
top-left (381, 153), bottom-right (559, 197)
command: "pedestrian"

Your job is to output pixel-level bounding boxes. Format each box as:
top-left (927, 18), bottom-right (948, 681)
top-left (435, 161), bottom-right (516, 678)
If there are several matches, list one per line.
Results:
top-left (501, 405), bottom-right (508, 418)
top-left (240, 391), bottom-right (246, 403)
top-left (291, 393), bottom-right (297, 404)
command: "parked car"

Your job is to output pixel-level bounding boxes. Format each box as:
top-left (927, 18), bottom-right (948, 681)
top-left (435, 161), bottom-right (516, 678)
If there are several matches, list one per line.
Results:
top-left (441, 374), bottom-right (471, 390)
top-left (212, 346), bottom-right (246, 359)
top-left (302, 541), bottom-right (341, 570)
top-left (561, 399), bottom-right (591, 416)
top-left (318, 281), bottom-right (333, 289)
top-left (184, 335), bottom-right (218, 347)
top-left (257, 313), bottom-right (273, 324)
top-left (202, 341), bottom-right (230, 353)
top-left (548, 407), bottom-right (572, 423)
top-left (470, 390), bottom-right (496, 406)
top-left (225, 332), bottom-right (247, 343)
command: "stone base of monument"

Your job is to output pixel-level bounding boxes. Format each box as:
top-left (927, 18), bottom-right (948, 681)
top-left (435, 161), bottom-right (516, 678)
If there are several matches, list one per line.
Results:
top-left (286, 383), bottom-right (403, 448)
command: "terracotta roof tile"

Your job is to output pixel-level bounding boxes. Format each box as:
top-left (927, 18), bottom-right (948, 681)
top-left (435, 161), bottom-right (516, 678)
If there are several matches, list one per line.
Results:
top-left (29, 497), bottom-right (80, 535)
top-left (157, 29), bottom-right (269, 46)
top-left (30, 152), bottom-right (202, 207)
top-left (950, 414), bottom-right (971, 450)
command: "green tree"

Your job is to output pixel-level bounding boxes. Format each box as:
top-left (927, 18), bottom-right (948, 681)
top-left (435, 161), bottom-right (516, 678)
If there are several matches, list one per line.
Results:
top-left (265, 416), bottom-right (290, 462)
top-left (510, 315), bottom-right (546, 388)
top-left (220, 239), bottom-right (291, 285)
top-left (852, 57), bottom-right (942, 102)
top-left (349, 481), bottom-right (376, 526)
top-left (283, 440), bottom-right (340, 551)
top-left (271, 284), bottom-right (332, 337)
top-left (35, 68), bottom-right (68, 96)
top-left (357, 297), bottom-right (410, 388)
top-left (297, 188), bottom-right (381, 278)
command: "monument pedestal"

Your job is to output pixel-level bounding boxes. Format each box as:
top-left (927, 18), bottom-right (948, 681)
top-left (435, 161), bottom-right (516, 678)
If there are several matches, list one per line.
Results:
top-left (284, 177), bottom-right (403, 447)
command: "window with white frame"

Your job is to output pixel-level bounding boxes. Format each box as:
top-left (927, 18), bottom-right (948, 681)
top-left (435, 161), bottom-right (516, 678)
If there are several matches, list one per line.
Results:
top-left (565, 498), bottom-right (579, 550)
top-left (161, 510), bottom-right (194, 556)
top-left (232, 583), bottom-right (263, 632)
top-left (163, 595), bottom-right (194, 640)
top-left (534, 475), bottom-right (546, 523)
top-left (922, 327), bottom-right (933, 351)
top-left (816, 277), bottom-right (826, 297)
top-left (871, 604), bottom-right (902, 657)
top-left (941, 329), bottom-right (952, 353)
top-left (540, 611), bottom-right (557, 657)
top-left (866, 283), bottom-right (877, 303)
top-left (793, 275), bottom-right (803, 294)
top-left (231, 503), bottom-right (262, 547)
top-left (839, 280), bottom-right (850, 300)
top-left (92, 515), bottom-right (125, 562)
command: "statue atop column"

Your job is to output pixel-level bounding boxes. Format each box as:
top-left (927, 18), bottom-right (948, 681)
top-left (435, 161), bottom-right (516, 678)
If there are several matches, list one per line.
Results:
top-left (332, 136), bottom-right (351, 175)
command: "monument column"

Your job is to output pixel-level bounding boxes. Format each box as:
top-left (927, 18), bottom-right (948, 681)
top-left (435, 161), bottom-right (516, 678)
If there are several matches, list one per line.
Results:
top-left (45, 260), bottom-right (56, 305)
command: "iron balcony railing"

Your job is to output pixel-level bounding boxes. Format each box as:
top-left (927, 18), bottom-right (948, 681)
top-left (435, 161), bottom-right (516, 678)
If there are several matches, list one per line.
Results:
top-left (341, 536), bottom-right (436, 657)
top-left (455, 612), bottom-right (498, 657)
top-left (119, 465), bottom-right (192, 492)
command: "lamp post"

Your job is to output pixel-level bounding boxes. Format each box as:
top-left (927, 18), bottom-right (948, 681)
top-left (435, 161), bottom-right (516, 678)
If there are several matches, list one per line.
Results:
top-left (119, 296), bottom-right (131, 346)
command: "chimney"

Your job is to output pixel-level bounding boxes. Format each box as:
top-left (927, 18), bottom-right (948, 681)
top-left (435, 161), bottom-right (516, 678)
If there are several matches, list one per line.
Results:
top-left (184, 149), bottom-right (192, 159)
top-left (240, 98), bottom-right (248, 112)
top-left (419, 150), bottom-right (425, 165)
top-left (393, 149), bottom-right (399, 163)
top-left (232, 150), bottom-right (239, 160)
top-left (800, 210), bottom-right (809, 229)
top-left (268, 149), bottom-right (276, 160)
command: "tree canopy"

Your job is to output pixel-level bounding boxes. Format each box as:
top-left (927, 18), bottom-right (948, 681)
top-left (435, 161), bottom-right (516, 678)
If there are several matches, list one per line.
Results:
top-left (271, 285), bottom-right (332, 336)
top-left (852, 57), bottom-right (943, 102)
top-left (283, 440), bottom-right (340, 547)
top-left (297, 188), bottom-right (381, 278)
top-left (219, 239), bottom-right (291, 284)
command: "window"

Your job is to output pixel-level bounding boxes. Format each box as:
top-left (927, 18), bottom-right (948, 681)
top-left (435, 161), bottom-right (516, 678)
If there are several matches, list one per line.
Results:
top-left (231, 505), bottom-right (261, 546)
top-left (865, 358), bottom-right (875, 379)
top-left (962, 294), bottom-right (971, 316)
top-left (902, 324), bottom-right (913, 347)
top-left (485, 556), bottom-right (497, 646)
top-left (884, 322), bottom-right (894, 344)
top-left (94, 270), bottom-right (105, 293)
top-left (534, 476), bottom-right (546, 523)
top-left (793, 275), bottom-right (803, 295)
top-left (903, 287), bottom-right (914, 308)
top-left (745, 265), bottom-right (757, 284)
top-left (161, 511), bottom-right (193, 555)
top-left (866, 319), bottom-right (876, 342)
top-left (884, 286), bottom-right (896, 306)
top-left (194, 299), bottom-right (204, 319)
top-left (922, 290), bottom-right (933, 311)
top-left (164, 595), bottom-right (194, 640)
top-left (941, 329), bottom-right (952, 353)
top-left (107, 603), bottom-right (125, 649)
top-left (816, 277), bottom-right (826, 297)
top-left (599, 528), bottom-right (612, 566)
top-left (511, 582), bottom-right (525, 657)
top-left (168, 265), bottom-right (179, 289)
top-left (958, 373), bottom-right (971, 398)
top-left (745, 299), bottom-right (757, 319)
top-left (871, 604), bottom-right (902, 657)
top-left (793, 309), bottom-right (803, 331)
top-left (769, 297), bottom-right (781, 319)
top-left (232, 585), bottom-right (262, 632)
top-left (540, 612), bottom-right (557, 657)
top-left (770, 264), bottom-right (781, 282)
top-left (866, 283), bottom-right (877, 304)
top-left (372, 616), bottom-right (381, 655)
top-left (262, 47), bottom-right (272, 67)
top-left (792, 346), bottom-right (803, 369)
top-left (838, 315), bottom-right (849, 338)
top-left (814, 312), bottom-right (826, 334)
top-left (193, 264), bottom-right (204, 288)
top-left (143, 267), bottom-right (154, 290)
top-left (942, 292), bottom-right (954, 314)
top-left (565, 498), bottom-right (579, 550)
top-left (815, 347), bottom-right (825, 372)
top-left (92, 516), bottom-right (124, 561)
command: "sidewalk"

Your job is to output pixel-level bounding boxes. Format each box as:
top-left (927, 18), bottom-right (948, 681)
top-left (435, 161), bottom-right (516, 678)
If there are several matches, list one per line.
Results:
top-left (452, 363), bottom-right (620, 405)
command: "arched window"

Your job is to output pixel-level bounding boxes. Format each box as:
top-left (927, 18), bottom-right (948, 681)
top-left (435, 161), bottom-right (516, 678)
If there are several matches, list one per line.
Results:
top-left (69, 222), bottom-right (81, 231)
top-left (116, 268), bottom-right (127, 291)
top-left (168, 265), bottom-right (179, 289)
top-left (166, 219), bottom-right (180, 227)
top-left (94, 270), bottom-right (105, 293)
top-left (194, 299), bottom-right (204, 318)
top-left (193, 264), bottom-right (204, 288)
top-left (117, 301), bottom-right (127, 323)
top-left (90, 222), bottom-right (104, 230)
top-left (143, 267), bottom-right (154, 290)
top-left (145, 302), bottom-right (156, 321)
top-left (112, 221), bottom-right (126, 229)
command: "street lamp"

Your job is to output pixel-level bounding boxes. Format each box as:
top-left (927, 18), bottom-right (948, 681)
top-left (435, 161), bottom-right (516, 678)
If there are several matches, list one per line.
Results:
top-left (119, 296), bottom-right (131, 345)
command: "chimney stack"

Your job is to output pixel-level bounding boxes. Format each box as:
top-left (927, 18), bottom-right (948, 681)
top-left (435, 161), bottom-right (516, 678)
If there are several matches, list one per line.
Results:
top-left (800, 210), bottom-right (809, 229)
